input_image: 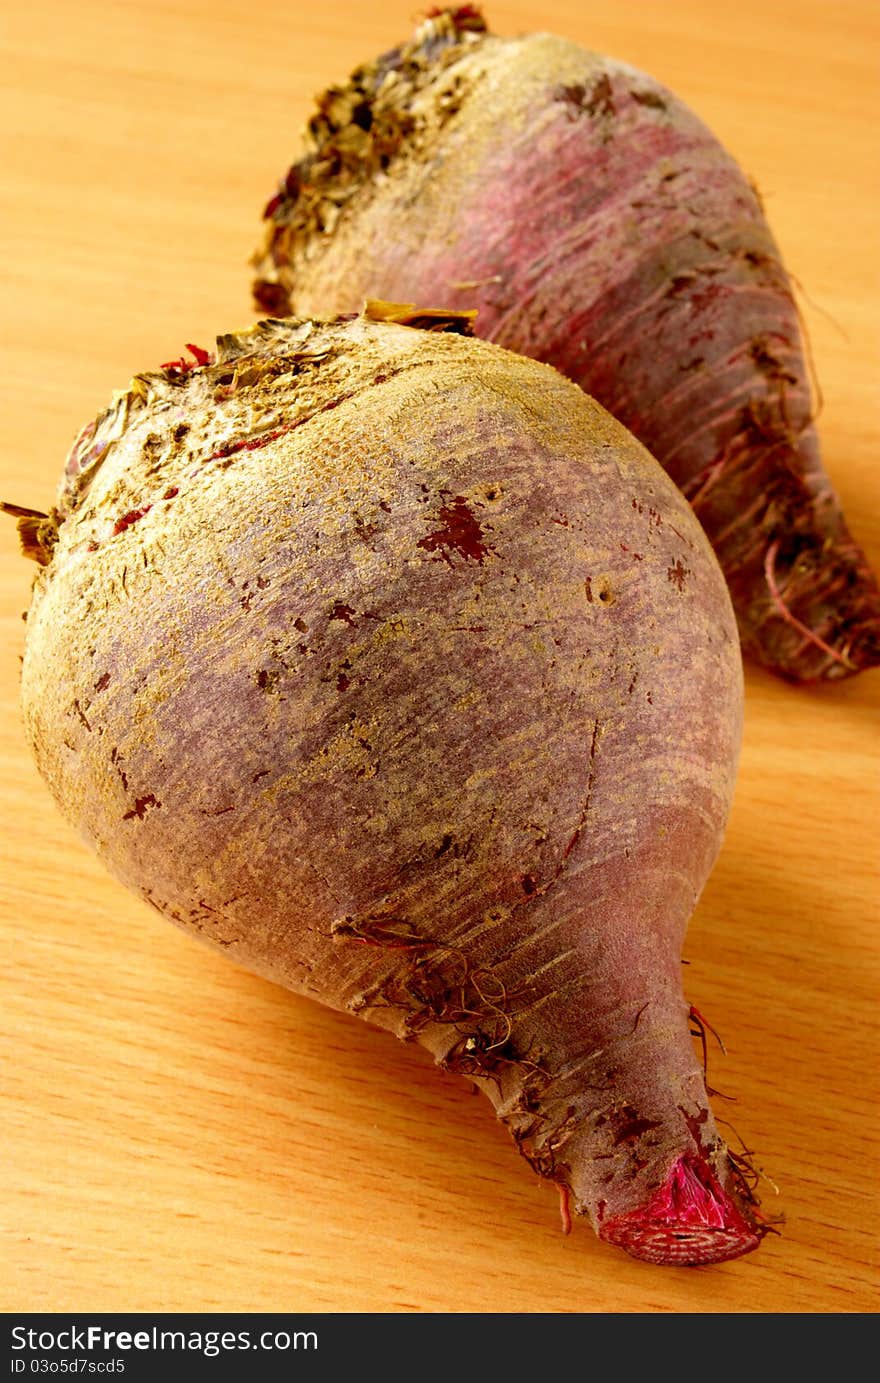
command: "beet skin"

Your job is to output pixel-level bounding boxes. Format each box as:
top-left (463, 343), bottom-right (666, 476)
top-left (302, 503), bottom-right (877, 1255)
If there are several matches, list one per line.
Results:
top-left (15, 310), bottom-right (763, 1265)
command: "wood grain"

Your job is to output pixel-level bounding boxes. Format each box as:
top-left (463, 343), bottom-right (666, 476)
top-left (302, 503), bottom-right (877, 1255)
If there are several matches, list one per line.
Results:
top-left (1, 0), bottom-right (877, 1314)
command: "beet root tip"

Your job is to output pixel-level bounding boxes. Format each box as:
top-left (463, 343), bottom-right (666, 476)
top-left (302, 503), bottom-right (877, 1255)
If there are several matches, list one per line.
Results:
top-left (598, 1153), bottom-right (763, 1266)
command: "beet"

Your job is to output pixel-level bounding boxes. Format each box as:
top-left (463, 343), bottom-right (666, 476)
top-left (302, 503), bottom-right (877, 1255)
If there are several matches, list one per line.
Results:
top-left (252, 7), bottom-right (880, 683)
top-left (9, 308), bottom-right (763, 1265)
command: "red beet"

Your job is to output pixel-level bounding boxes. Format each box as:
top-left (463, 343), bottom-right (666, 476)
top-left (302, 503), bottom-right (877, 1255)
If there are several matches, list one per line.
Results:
top-left (8, 309), bottom-right (764, 1265)
top-left (253, 6), bottom-right (880, 683)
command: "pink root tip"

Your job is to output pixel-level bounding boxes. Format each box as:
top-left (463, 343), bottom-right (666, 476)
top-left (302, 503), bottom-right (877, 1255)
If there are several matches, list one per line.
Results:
top-left (598, 1154), bottom-right (762, 1266)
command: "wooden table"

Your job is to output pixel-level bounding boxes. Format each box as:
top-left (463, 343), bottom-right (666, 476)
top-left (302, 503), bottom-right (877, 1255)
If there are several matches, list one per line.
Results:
top-left (1, 0), bottom-right (877, 1314)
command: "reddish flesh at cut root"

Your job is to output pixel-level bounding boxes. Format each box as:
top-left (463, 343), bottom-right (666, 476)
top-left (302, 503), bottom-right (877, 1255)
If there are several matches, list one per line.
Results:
top-left (599, 1153), bottom-right (761, 1265)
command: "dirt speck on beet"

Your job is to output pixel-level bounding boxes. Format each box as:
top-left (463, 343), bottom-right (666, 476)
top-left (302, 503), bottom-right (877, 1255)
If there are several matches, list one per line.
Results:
top-left (329, 601), bottom-right (357, 625)
top-left (417, 495), bottom-right (493, 566)
top-left (122, 794), bottom-right (160, 821)
top-left (667, 559), bottom-right (690, 591)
